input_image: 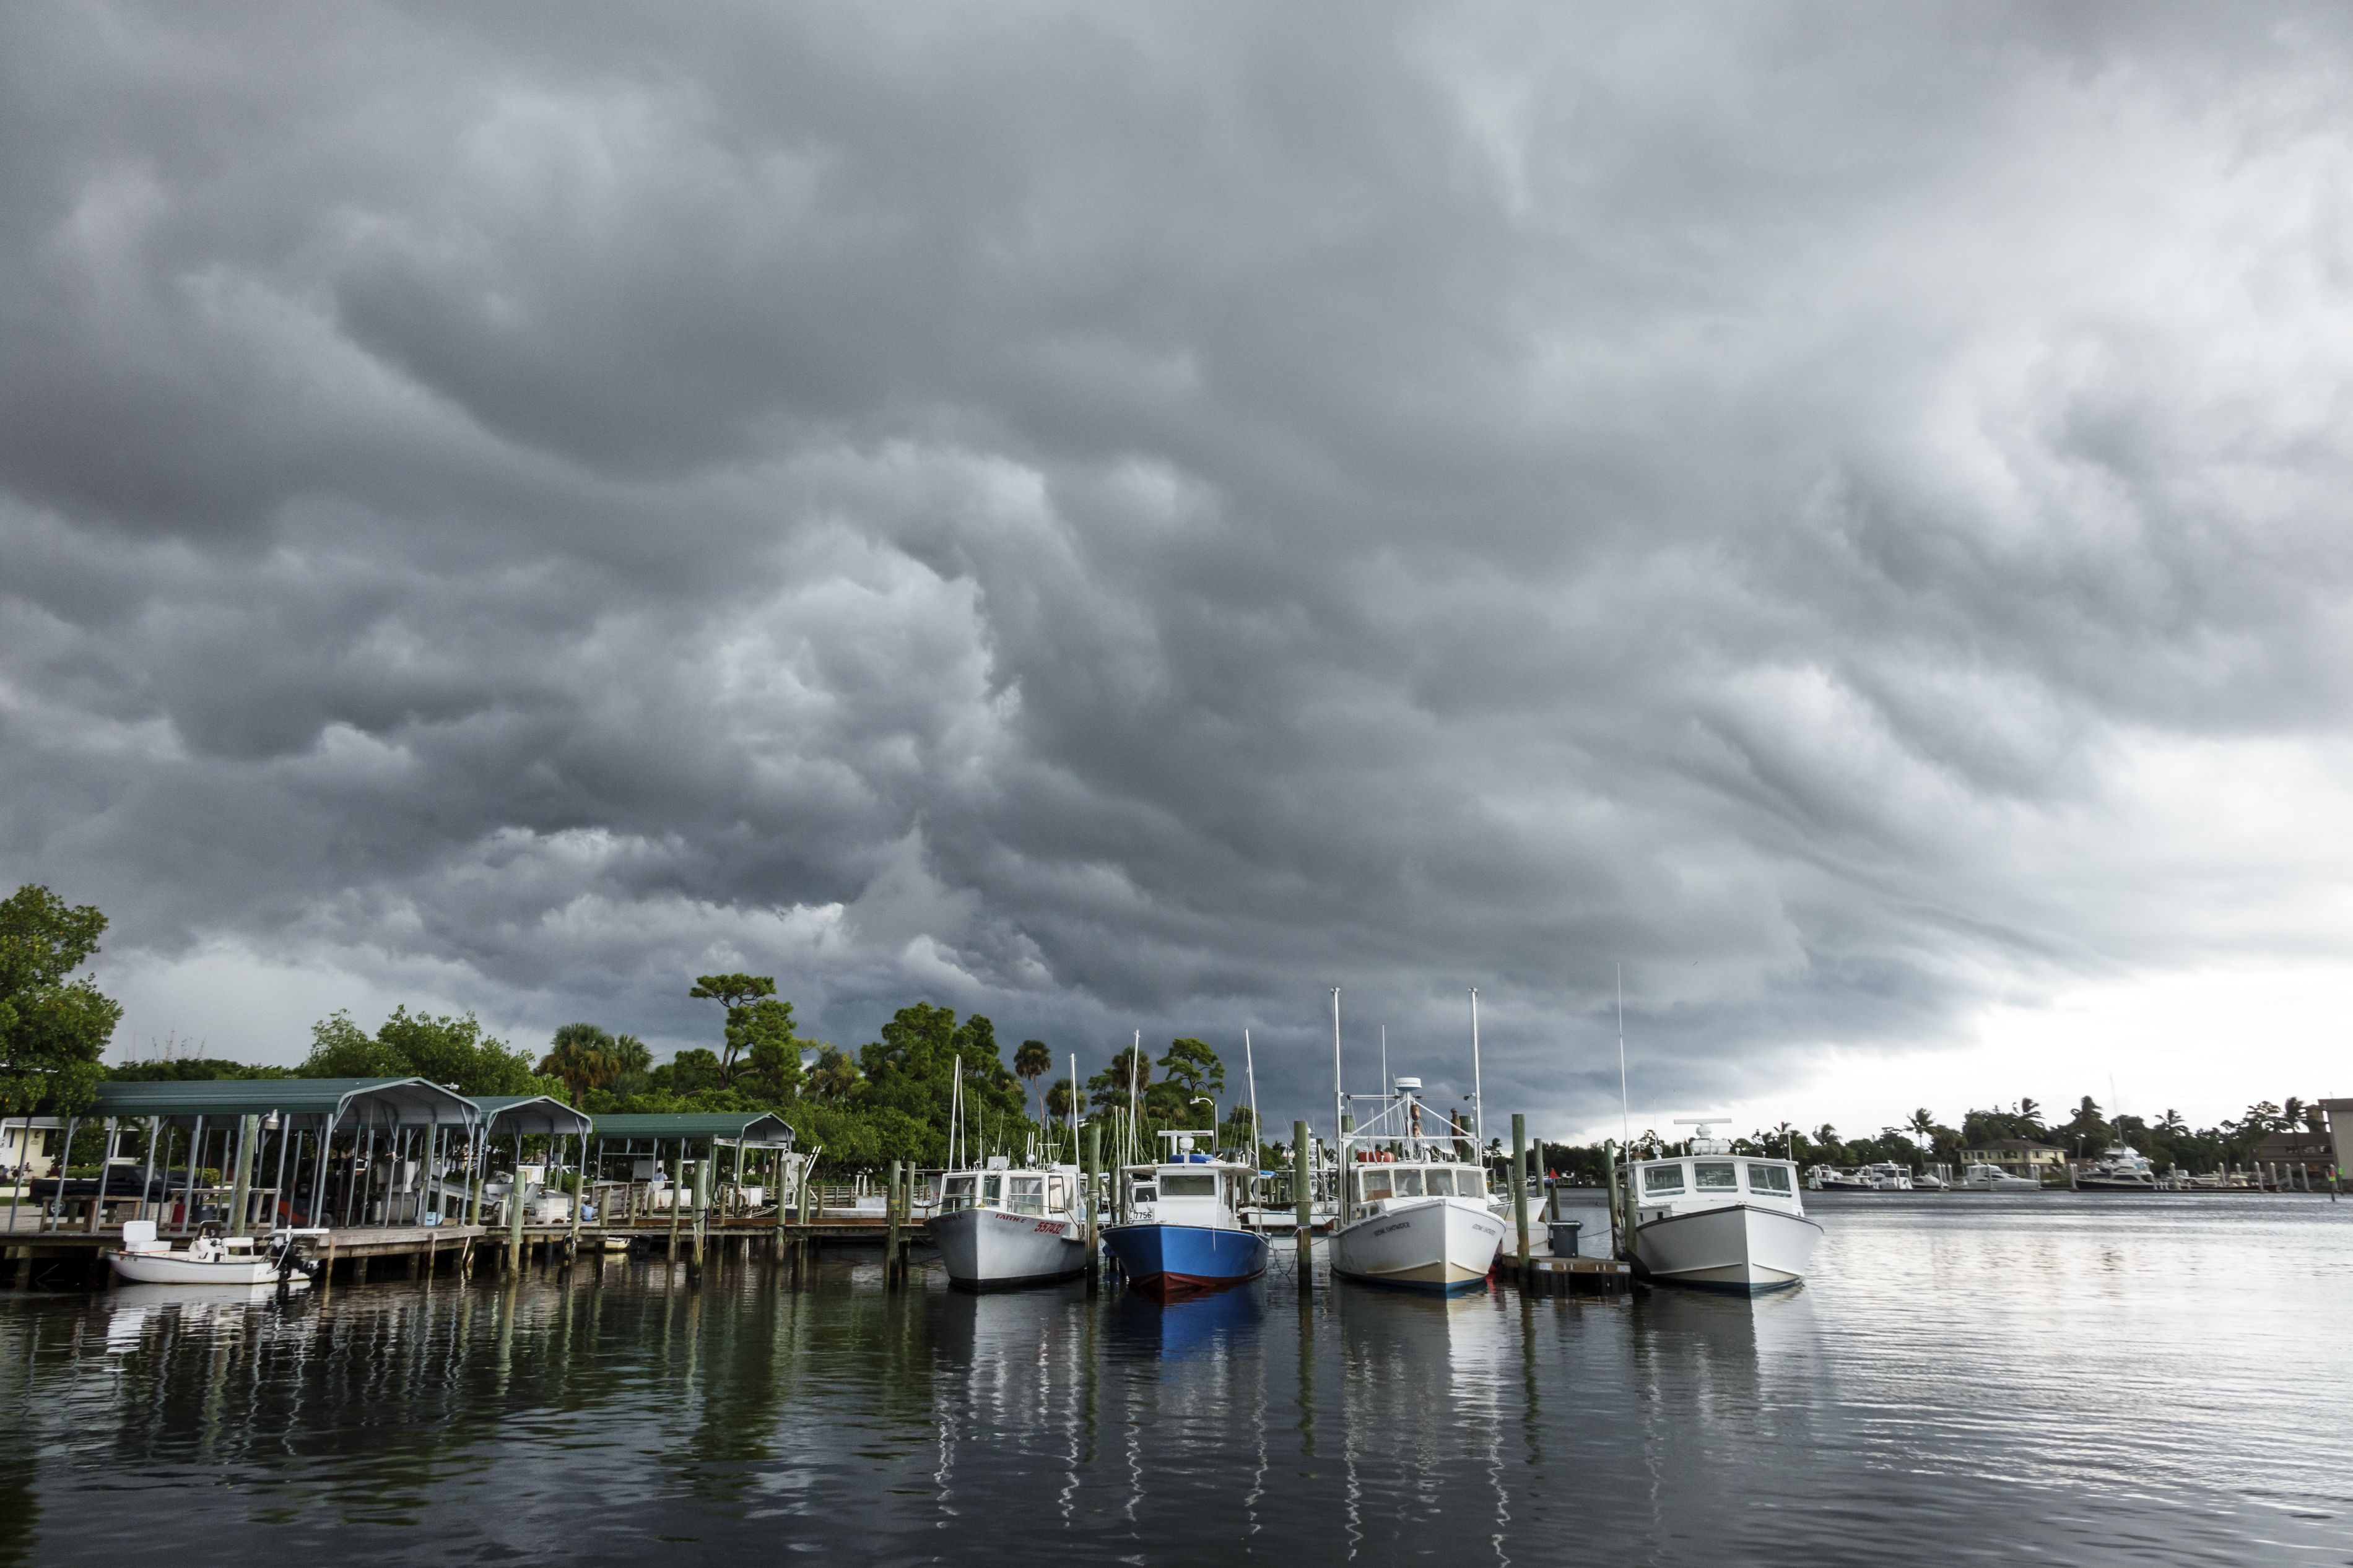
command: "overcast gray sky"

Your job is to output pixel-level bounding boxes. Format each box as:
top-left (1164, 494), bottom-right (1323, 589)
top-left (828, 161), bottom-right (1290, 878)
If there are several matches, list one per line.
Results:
top-left (5, 2), bottom-right (2351, 1140)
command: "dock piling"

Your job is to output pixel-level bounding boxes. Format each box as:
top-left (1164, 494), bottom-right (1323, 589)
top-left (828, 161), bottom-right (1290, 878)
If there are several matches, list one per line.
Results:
top-left (1511, 1114), bottom-right (1529, 1277)
top-left (1293, 1119), bottom-right (1313, 1290)
top-left (1083, 1124), bottom-right (1100, 1294)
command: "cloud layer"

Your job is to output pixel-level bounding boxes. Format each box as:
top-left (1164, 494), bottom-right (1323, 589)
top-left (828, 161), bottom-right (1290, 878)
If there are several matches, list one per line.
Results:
top-left (6, 2), bottom-right (2353, 1130)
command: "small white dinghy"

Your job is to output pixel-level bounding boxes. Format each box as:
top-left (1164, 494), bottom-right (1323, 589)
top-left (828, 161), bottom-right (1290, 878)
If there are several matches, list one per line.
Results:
top-left (108, 1220), bottom-right (318, 1288)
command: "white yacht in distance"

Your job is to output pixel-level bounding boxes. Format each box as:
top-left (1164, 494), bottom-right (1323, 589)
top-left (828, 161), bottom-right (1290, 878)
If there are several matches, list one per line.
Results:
top-left (926, 1156), bottom-right (1090, 1290)
top-left (1855, 1162), bottom-right (1914, 1191)
top-left (1805, 1166), bottom-right (1874, 1192)
top-left (1624, 1119), bottom-right (1822, 1292)
top-left (1329, 1077), bottom-right (1504, 1294)
top-left (2074, 1143), bottom-right (2159, 1192)
top-left (1957, 1163), bottom-right (2041, 1192)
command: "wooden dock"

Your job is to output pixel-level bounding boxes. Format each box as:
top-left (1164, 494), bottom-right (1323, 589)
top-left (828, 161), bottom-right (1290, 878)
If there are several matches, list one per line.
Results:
top-left (1497, 1251), bottom-right (1635, 1296)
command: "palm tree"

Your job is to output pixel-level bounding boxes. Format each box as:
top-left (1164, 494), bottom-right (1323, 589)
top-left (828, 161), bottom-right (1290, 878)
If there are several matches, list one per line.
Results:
top-left (1907, 1108), bottom-right (1937, 1146)
top-left (1015, 1039), bottom-right (1053, 1122)
top-left (2157, 1108), bottom-right (2186, 1135)
top-left (1045, 1077), bottom-right (1084, 1122)
top-left (538, 1022), bottom-right (619, 1106)
top-left (1772, 1120), bottom-right (1797, 1158)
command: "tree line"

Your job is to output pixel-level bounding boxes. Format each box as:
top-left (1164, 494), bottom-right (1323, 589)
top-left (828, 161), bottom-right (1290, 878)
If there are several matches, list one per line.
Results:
top-left (1530, 1094), bottom-right (2328, 1183)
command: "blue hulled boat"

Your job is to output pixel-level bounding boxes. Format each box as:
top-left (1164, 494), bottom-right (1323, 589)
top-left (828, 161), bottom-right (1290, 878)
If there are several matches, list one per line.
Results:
top-left (1102, 1134), bottom-right (1269, 1297)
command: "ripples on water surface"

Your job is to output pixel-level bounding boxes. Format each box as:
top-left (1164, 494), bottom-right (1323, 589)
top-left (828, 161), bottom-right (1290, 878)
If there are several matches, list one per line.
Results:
top-left (5, 1195), bottom-right (2349, 1566)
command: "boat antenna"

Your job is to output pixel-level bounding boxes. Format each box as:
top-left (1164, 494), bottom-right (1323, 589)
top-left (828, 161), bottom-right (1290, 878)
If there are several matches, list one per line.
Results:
top-left (1380, 1025), bottom-right (1389, 1099)
top-left (1469, 988), bottom-right (1484, 1154)
top-left (1617, 964), bottom-right (1631, 1148)
top-left (1244, 1029), bottom-right (1260, 1166)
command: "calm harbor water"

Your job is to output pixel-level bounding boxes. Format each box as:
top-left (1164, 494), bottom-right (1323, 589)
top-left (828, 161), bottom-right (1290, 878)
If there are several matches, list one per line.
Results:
top-left (5, 1194), bottom-right (2349, 1566)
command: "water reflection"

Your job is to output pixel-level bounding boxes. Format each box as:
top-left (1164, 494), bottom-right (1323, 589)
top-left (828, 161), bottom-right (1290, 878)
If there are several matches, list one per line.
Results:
top-left (2, 1198), bottom-right (2349, 1567)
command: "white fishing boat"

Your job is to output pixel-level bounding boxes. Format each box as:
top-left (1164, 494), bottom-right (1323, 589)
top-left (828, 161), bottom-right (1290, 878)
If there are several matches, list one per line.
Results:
top-left (108, 1220), bottom-right (319, 1287)
top-left (1330, 1078), bottom-right (1505, 1294)
top-left (1624, 1119), bottom-right (1821, 1292)
top-left (2074, 1143), bottom-right (2159, 1191)
top-left (927, 1157), bottom-right (1090, 1289)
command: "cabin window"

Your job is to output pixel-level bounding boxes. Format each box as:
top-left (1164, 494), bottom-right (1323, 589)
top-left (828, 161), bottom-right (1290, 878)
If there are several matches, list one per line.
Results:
top-left (1423, 1170), bottom-right (1455, 1197)
top-left (1642, 1164), bottom-right (1686, 1195)
top-left (1746, 1164), bottom-right (1792, 1193)
top-left (942, 1175), bottom-right (976, 1213)
top-left (1695, 1161), bottom-right (1738, 1190)
top-left (982, 1174), bottom-right (1003, 1206)
top-left (1009, 1176), bottom-right (1045, 1216)
top-left (1456, 1170), bottom-right (1483, 1198)
top-left (1131, 1182), bottom-right (1157, 1204)
top-left (1160, 1174), bottom-right (1217, 1198)
top-left (1360, 1170), bottom-right (1393, 1202)
top-left (1393, 1169), bottom-right (1425, 1198)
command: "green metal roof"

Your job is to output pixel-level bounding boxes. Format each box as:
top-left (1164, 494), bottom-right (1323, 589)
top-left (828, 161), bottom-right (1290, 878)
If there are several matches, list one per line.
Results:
top-left (472, 1094), bottom-right (594, 1136)
top-left (94, 1077), bottom-right (479, 1126)
top-left (591, 1112), bottom-right (796, 1146)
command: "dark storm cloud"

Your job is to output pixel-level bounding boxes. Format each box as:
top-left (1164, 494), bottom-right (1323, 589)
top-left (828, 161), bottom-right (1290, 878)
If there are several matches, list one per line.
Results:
top-left (6, 1), bottom-right (2353, 1127)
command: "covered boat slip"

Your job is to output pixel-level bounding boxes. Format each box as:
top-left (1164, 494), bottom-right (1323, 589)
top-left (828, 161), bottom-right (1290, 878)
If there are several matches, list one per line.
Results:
top-left (580, 1112), bottom-right (813, 1241)
top-left (1, 1078), bottom-right (498, 1284)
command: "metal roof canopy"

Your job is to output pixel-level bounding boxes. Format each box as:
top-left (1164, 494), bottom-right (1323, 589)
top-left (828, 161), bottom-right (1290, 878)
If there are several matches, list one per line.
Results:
top-left (592, 1112), bottom-right (796, 1147)
top-left (92, 1077), bottom-right (481, 1129)
top-left (473, 1094), bottom-right (594, 1137)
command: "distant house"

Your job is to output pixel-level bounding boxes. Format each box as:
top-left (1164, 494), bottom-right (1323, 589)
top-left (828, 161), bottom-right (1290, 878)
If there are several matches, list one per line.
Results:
top-left (1959, 1138), bottom-right (2067, 1180)
top-left (2250, 1127), bottom-right (2338, 1179)
top-left (2, 1117), bottom-right (65, 1195)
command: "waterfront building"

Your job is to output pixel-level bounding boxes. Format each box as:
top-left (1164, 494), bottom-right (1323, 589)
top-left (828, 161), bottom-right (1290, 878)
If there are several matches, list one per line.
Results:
top-left (1957, 1139), bottom-right (2067, 1182)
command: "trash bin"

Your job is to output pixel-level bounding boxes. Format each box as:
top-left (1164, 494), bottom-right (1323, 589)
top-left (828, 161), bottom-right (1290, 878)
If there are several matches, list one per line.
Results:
top-left (1547, 1219), bottom-right (1582, 1258)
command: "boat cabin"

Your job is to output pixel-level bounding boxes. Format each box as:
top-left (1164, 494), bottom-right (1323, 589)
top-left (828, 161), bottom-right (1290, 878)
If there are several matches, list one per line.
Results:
top-left (1124, 1154), bottom-right (1248, 1226)
top-left (1344, 1160), bottom-right (1485, 1222)
top-left (1630, 1156), bottom-right (1805, 1221)
top-left (938, 1162), bottom-right (1081, 1218)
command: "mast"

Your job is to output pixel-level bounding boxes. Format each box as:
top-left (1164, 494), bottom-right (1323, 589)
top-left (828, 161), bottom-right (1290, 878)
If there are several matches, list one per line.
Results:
top-left (950, 1054), bottom-right (963, 1170)
top-left (1617, 964), bottom-right (1631, 1148)
top-left (1069, 1052), bottom-right (1080, 1166)
top-left (1244, 1029), bottom-right (1260, 1164)
top-left (1380, 1025), bottom-right (1388, 1099)
top-left (1469, 988), bottom-right (1484, 1154)
top-left (1331, 988), bottom-right (1344, 1166)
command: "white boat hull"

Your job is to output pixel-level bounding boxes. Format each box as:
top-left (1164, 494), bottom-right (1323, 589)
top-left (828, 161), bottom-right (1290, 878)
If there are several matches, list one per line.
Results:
top-left (1634, 1203), bottom-right (1820, 1292)
top-left (1333, 1198), bottom-right (1505, 1294)
top-left (927, 1205), bottom-right (1087, 1290)
top-left (109, 1250), bottom-right (306, 1287)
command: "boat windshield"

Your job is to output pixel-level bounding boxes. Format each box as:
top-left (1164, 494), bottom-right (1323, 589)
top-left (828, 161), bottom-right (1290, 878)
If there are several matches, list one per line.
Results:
top-left (1359, 1169), bottom-right (1393, 1201)
top-left (1642, 1163), bottom-right (1686, 1195)
top-left (1009, 1175), bottom-right (1045, 1216)
top-left (1695, 1161), bottom-right (1738, 1190)
top-left (982, 1174), bottom-right (1003, 1206)
top-left (1160, 1173), bottom-right (1217, 1198)
top-left (1746, 1163), bottom-right (1792, 1193)
top-left (1456, 1169), bottom-right (1483, 1198)
top-left (1393, 1169), bottom-right (1424, 1198)
top-left (941, 1175), bottom-right (977, 1213)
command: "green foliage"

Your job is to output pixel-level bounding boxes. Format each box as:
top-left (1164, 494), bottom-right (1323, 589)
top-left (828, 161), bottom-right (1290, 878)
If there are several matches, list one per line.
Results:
top-left (1014, 1039), bottom-right (1053, 1119)
top-left (108, 1059), bottom-right (291, 1081)
top-left (1157, 1037), bottom-right (1225, 1101)
top-left (1086, 1044), bottom-right (1152, 1114)
top-left (690, 973), bottom-right (794, 1085)
top-left (540, 1021), bottom-right (623, 1105)
top-left (301, 1007), bottom-right (547, 1096)
top-left (0, 884), bottom-right (121, 1115)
